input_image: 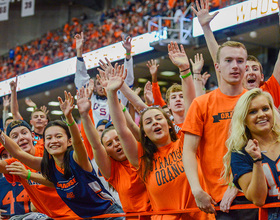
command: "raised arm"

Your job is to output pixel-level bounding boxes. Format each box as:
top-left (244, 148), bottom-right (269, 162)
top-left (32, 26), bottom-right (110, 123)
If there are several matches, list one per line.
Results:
top-left (0, 130), bottom-right (42, 171)
top-left (2, 96), bottom-right (10, 128)
top-left (106, 65), bottom-right (139, 168)
top-left (10, 76), bottom-right (22, 120)
top-left (192, 0), bottom-right (219, 64)
top-left (74, 32), bottom-right (90, 89)
top-left (271, 11), bottom-right (280, 85)
top-left (97, 67), bottom-right (141, 141)
top-left (190, 53), bottom-right (210, 97)
top-left (147, 59), bottom-right (166, 106)
top-left (183, 132), bottom-right (216, 214)
top-left (58, 91), bottom-right (92, 172)
top-left (168, 42), bottom-right (196, 115)
top-left (77, 87), bottom-right (112, 179)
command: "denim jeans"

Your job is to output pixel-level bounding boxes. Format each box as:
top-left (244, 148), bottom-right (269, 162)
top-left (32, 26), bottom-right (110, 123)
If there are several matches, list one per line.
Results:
top-left (268, 208), bottom-right (280, 220)
top-left (95, 203), bottom-right (125, 220)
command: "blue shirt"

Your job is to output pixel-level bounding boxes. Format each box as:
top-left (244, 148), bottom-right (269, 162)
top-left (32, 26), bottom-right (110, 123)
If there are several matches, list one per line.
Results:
top-left (50, 151), bottom-right (114, 218)
top-left (231, 149), bottom-right (280, 203)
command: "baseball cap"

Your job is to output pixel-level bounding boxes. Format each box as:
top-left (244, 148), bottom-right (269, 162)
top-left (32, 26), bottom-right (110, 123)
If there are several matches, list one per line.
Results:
top-left (96, 119), bottom-right (109, 129)
top-left (6, 120), bottom-right (32, 136)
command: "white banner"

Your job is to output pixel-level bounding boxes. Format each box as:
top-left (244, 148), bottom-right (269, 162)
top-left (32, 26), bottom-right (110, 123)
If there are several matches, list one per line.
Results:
top-left (193, 0), bottom-right (279, 37)
top-left (21, 0), bottom-right (35, 17)
top-left (0, 0), bottom-right (9, 21)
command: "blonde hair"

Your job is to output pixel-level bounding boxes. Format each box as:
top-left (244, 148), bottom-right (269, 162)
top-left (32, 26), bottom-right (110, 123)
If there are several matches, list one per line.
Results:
top-left (166, 84), bottom-right (182, 105)
top-left (216, 41), bottom-right (247, 63)
top-left (223, 88), bottom-right (280, 183)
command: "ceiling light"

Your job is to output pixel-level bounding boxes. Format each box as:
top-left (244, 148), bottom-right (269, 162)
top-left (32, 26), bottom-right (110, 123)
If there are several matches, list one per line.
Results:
top-left (51, 110), bottom-right (63, 115)
top-left (160, 71), bottom-right (176, 77)
top-left (26, 107), bottom-right (34, 112)
top-left (48, 101), bottom-right (60, 106)
top-left (158, 81), bottom-right (168, 86)
top-left (138, 78), bottom-right (148, 83)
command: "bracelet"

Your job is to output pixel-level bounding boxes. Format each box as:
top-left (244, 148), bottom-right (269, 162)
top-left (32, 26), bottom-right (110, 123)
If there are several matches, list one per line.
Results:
top-left (126, 52), bottom-right (131, 56)
top-left (252, 155), bottom-right (264, 163)
top-left (193, 77), bottom-right (202, 81)
top-left (228, 182), bottom-right (235, 187)
top-left (61, 117), bottom-right (75, 127)
top-left (180, 68), bottom-right (190, 73)
top-left (66, 121), bottom-right (75, 127)
top-left (179, 71), bottom-right (192, 79)
top-left (122, 106), bottom-right (126, 112)
top-left (33, 105), bottom-right (37, 109)
top-left (27, 169), bottom-right (31, 180)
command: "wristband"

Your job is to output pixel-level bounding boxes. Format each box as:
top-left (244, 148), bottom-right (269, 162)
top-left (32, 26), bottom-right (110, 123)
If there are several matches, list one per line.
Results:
top-left (66, 121), bottom-right (75, 127)
top-left (179, 71), bottom-right (192, 79)
top-left (228, 182), bottom-right (235, 187)
top-left (180, 68), bottom-right (190, 73)
top-left (252, 155), bottom-right (264, 163)
top-left (126, 52), bottom-right (131, 56)
top-left (27, 169), bottom-right (31, 180)
top-left (122, 106), bottom-right (126, 112)
top-left (61, 117), bottom-right (75, 127)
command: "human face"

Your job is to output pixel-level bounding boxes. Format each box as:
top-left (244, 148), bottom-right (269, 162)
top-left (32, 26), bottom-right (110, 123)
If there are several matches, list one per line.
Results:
top-left (95, 79), bottom-right (105, 96)
top-left (0, 149), bottom-right (11, 160)
top-left (97, 125), bottom-right (105, 138)
top-left (245, 95), bottom-right (273, 136)
top-left (215, 46), bottom-right (247, 86)
top-left (102, 129), bottom-right (126, 161)
top-left (168, 91), bottom-right (185, 114)
top-left (162, 106), bottom-right (172, 118)
top-left (44, 126), bottom-right (71, 157)
top-left (9, 126), bottom-right (34, 154)
top-left (142, 109), bottom-right (171, 147)
top-left (243, 60), bottom-right (264, 90)
top-left (30, 111), bottom-right (48, 130)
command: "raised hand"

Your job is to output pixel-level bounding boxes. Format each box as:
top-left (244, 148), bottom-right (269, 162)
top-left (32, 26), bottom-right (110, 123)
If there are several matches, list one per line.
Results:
top-left (88, 78), bottom-right (95, 98)
top-left (6, 161), bottom-right (29, 179)
top-left (58, 91), bottom-right (75, 118)
top-left (245, 139), bottom-right (262, 160)
top-left (168, 42), bottom-right (190, 70)
top-left (9, 75), bottom-right (18, 92)
top-left (122, 36), bottom-right (132, 53)
top-left (77, 87), bottom-right (91, 116)
top-left (146, 59), bottom-right (159, 76)
top-left (40, 105), bottom-right (49, 115)
top-left (192, 0), bottom-right (219, 27)
top-left (144, 81), bottom-right (153, 105)
top-left (190, 53), bottom-right (204, 74)
top-left (25, 97), bottom-right (37, 108)
top-left (2, 96), bottom-right (10, 111)
top-left (74, 32), bottom-right (84, 51)
top-left (106, 64), bottom-right (127, 92)
top-left (134, 87), bottom-right (142, 96)
top-left (201, 72), bottom-right (210, 87)
top-left (98, 57), bottom-right (113, 78)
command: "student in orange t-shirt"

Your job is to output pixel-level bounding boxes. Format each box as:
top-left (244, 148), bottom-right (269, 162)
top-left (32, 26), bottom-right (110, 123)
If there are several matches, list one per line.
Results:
top-left (76, 87), bottom-right (151, 218)
top-left (103, 61), bottom-right (213, 219)
top-left (182, 40), bottom-right (260, 219)
top-left (0, 120), bottom-right (78, 219)
top-left (193, 0), bottom-right (280, 109)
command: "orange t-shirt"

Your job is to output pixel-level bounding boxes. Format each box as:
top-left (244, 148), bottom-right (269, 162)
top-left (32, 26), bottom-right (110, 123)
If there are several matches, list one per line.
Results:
top-left (4, 144), bottom-right (79, 219)
top-left (137, 135), bottom-right (212, 220)
top-left (105, 158), bottom-right (151, 213)
top-left (182, 88), bottom-right (247, 203)
top-left (260, 75), bottom-right (280, 108)
top-left (152, 82), bottom-right (166, 107)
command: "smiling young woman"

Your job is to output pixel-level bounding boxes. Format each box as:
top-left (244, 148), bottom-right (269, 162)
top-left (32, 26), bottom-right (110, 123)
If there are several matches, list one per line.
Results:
top-left (223, 88), bottom-right (280, 219)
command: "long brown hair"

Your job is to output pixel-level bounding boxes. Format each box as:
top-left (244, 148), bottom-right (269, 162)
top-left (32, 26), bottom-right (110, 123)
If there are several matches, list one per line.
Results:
top-left (139, 107), bottom-right (177, 181)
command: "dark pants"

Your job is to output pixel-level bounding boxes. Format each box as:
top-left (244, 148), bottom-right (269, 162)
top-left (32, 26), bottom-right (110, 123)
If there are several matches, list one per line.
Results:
top-left (215, 196), bottom-right (259, 220)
